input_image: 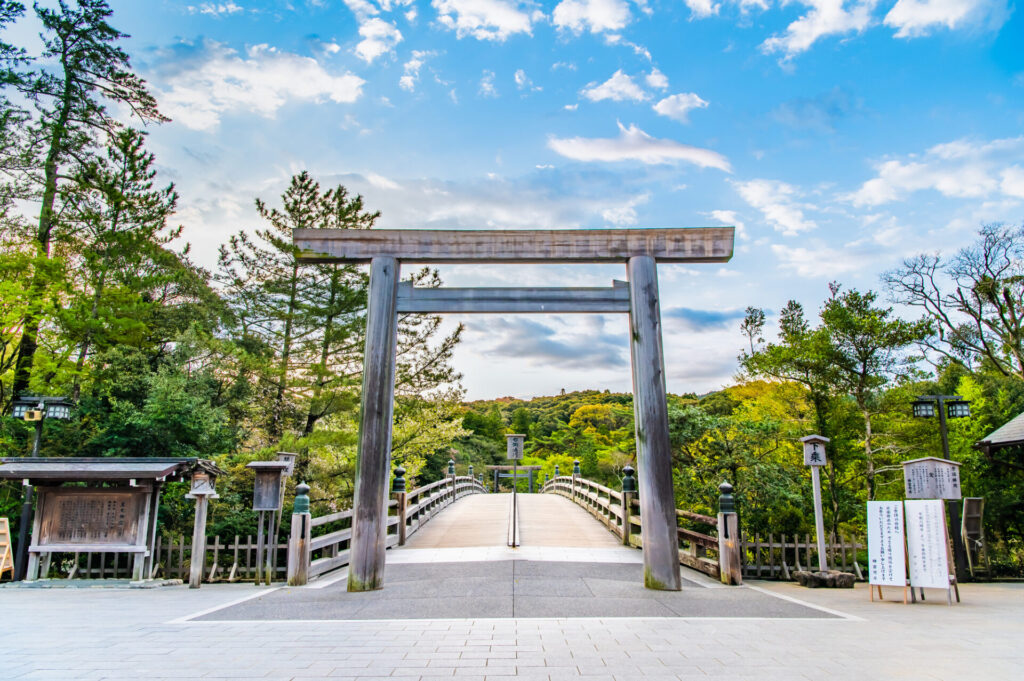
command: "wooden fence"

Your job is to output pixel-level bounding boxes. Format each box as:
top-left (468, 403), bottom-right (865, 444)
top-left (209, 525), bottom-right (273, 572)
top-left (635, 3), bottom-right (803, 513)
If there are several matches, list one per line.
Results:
top-left (33, 474), bottom-right (486, 583)
top-left (741, 533), bottom-right (865, 581)
top-left (541, 475), bottom-right (724, 579)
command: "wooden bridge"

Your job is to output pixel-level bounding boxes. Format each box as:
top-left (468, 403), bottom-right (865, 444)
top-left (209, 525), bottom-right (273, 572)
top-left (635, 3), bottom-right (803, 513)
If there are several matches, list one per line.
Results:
top-left (285, 472), bottom-right (743, 587)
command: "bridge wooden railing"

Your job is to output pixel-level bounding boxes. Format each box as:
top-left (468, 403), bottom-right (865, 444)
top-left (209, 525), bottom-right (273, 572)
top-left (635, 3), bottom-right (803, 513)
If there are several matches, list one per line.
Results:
top-left (288, 474), bottom-right (487, 584)
top-left (541, 473), bottom-right (742, 584)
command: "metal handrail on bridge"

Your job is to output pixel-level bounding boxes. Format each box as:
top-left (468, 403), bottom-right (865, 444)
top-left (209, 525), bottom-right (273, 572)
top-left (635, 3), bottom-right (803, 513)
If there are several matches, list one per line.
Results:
top-left (287, 474), bottom-right (487, 585)
top-left (541, 473), bottom-right (742, 584)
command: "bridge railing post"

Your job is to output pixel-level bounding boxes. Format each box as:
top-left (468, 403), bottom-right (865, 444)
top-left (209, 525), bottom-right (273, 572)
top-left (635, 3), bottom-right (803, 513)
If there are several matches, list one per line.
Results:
top-left (448, 459), bottom-right (456, 504)
top-left (392, 468), bottom-right (408, 546)
top-left (717, 481), bottom-right (742, 585)
top-left (286, 483), bottom-right (312, 587)
top-left (572, 459), bottom-right (580, 503)
top-left (621, 466), bottom-right (636, 546)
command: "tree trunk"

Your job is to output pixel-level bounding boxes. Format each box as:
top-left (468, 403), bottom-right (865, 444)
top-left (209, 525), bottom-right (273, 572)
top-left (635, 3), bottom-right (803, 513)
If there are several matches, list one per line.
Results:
top-left (270, 261), bottom-right (300, 438)
top-left (12, 63), bottom-right (75, 396)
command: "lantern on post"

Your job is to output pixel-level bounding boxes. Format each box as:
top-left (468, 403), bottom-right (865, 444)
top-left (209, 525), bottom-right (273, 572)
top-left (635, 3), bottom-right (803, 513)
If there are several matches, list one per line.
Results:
top-left (185, 469), bottom-right (220, 589)
top-left (800, 434), bottom-right (830, 573)
top-left (246, 461), bottom-right (290, 586)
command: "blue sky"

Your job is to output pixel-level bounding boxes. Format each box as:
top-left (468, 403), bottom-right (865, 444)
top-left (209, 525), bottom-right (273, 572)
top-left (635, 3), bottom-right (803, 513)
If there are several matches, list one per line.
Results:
top-left (14, 0), bottom-right (1024, 398)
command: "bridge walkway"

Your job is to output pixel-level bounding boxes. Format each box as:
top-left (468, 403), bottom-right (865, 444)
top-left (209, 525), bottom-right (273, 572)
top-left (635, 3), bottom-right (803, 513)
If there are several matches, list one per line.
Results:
top-left (403, 493), bottom-right (623, 549)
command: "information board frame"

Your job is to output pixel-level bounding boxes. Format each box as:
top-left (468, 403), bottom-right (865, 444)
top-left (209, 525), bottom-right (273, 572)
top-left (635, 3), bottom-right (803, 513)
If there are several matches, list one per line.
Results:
top-left (905, 499), bottom-right (959, 604)
top-left (867, 501), bottom-right (907, 602)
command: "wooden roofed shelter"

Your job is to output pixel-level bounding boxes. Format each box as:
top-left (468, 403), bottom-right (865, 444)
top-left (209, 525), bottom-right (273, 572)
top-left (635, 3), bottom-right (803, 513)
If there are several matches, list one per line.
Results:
top-left (0, 457), bottom-right (224, 582)
top-left (295, 227), bottom-right (735, 592)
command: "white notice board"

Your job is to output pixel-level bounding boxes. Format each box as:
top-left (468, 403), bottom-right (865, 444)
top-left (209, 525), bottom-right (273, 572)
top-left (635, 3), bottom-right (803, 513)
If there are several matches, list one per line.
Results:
top-left (867, 501), bottom-right (906, 587)
top-left (904, 499), bottom-right (950, 589)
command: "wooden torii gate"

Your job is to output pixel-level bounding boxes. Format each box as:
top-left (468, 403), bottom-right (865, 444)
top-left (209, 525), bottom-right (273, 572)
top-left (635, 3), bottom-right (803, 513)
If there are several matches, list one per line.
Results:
top-left (294, 227), bottom-right (735, 591)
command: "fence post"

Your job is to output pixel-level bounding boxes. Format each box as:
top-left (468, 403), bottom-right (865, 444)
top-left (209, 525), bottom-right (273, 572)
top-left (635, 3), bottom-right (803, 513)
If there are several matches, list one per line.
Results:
top-left (621, 465), bottom-right (636, 546)
top-left (286, 483), bottom-right (312, 587)
top-left (572, 459), bottom-right (580, 502)
top-left (393, 468), bottom-right (408, 546)
top-left (717, 481), bottom-right (742, 585)
top-left (448, 458), bottom-right (456, 502)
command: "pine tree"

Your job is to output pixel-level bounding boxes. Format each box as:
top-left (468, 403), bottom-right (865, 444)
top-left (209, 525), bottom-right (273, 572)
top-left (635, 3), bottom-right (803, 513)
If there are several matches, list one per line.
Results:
top-left (9, 0), bottom-right (166, 396)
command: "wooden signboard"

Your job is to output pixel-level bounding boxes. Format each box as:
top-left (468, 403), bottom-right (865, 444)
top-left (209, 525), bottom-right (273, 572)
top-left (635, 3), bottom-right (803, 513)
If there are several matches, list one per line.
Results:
top-left (506, 434), bottom-right (525, 461)
top-left (903, 457), bottom-right (962, 500)
top-left (905, 499), bottom-right (952, 590)
top-left (0, 517), bottom-right (13, 579)
top-left (867, 501), bottom-right (907, 602)
top-left (35, 487), bottom-right (146, 548)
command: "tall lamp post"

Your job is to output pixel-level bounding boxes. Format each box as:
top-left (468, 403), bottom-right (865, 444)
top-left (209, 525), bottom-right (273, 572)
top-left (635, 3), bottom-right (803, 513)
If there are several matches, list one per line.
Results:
top-left (9, 395), bottom-right (75, 581)
top-left (911, 394), bottom-right (971, 580)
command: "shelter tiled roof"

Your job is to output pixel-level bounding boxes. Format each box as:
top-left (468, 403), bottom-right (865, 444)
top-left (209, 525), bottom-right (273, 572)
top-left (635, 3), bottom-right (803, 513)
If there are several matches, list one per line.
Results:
top-left (976, 412), bottom-right (1024, 452)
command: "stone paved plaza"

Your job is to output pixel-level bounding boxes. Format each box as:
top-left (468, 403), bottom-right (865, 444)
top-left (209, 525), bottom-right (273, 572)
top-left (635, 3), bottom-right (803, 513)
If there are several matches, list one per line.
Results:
top-left (3, 564), bottom-right (1023, 680)
top-left (4, 495), bottom-right (1022, 680)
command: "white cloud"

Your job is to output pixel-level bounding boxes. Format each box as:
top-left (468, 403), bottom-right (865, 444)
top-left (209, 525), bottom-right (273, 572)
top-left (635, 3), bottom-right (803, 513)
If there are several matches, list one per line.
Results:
top-left (603, 33), bottom-right (652, 60)
top-left (601, 192), bottom-right (650, 225)
top-left (548, 121), bottom-right (732, 170)
top-left (580, 70), bottom-right (648, 102)
top-left (189, 2), bottom-right (243, 16)
top-left (342, 0), bottom-right (380, 20)
top-left (772, 243), bottom-right (866, 277)
top-left (355, 18), bottom-right (403, 63)
top-left (366, 172), bottom-right (402, 190)
top-left (433, 0), bottom-right (537, 41)
top-left (552, 0), bottom-right (632, 34)
top-left (761, 0), bottom-right (877, 59)
top-left (684, 0), bottom-right (719, 18)
top-left (884, 0), bottom-right (1008, 38)
top-left (709, 209), bottom-right (748, 240)
top-left (653, 92), bottom-right (709, 123)
top-left (399, 50), bottom-right (434, 91)
top-left (734, 179), bottom-right (817, 235)
top-left (645, 68), bottom-right (669, 89)
top-left (1002, 166), bottom-right (1024, 198)
top-left (159, 42), bottom-right (364, 131)
top-left (514, 68), bottom-right (541, 91)
top-left (480, 70), bottom-right (498, 97)
top-left (847, 136), bottom-right (1024, 206)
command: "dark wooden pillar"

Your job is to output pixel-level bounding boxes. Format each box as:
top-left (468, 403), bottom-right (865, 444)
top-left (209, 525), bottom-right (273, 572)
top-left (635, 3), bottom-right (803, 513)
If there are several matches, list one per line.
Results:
top-left (348, 256), bottom-right (400, 592)
top-left (627, 255), bottom-right (682, 591)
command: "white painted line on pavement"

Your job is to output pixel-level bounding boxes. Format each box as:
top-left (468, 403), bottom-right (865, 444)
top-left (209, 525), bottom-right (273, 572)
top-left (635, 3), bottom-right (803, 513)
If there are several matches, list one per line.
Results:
top-left (743, 584), bottom-right (865, 621)
top-left (167, 585), bottom-right (283, 623)
top-left (308, 566), bottom-right (349, 589)
top-left (175, 614), bottom-right (861, 625)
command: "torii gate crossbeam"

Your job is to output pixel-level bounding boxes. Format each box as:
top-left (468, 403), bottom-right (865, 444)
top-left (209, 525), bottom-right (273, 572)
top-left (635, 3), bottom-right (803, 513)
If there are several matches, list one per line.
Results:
top-left (294, 227), bottom-right (735, 592)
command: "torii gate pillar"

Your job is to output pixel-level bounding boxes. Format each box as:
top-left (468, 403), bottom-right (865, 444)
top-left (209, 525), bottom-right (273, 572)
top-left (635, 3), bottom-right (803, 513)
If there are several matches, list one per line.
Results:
top-left (295, 227), bottom-right (733, 592)
top-left (347, 256), bottom-right (400, 592)
top-left (627, 255), bottom-right (681, 590)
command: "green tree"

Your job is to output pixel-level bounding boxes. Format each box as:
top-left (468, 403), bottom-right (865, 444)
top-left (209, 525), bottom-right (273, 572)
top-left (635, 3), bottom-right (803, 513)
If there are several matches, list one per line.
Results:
top-left (820, 284), bottom-right (930, 499)
top-left (9, 0), bottom-right (166, 396)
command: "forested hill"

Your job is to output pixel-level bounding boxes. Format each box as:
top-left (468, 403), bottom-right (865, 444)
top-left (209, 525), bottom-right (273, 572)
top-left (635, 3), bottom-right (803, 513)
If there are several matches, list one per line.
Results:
top-left (449, 389), bottom-right (699, 488)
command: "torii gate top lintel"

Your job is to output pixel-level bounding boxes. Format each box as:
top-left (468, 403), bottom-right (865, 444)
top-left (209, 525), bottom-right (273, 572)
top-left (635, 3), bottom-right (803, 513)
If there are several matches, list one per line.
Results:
top-left (294, 227), bottom-right (735, 265)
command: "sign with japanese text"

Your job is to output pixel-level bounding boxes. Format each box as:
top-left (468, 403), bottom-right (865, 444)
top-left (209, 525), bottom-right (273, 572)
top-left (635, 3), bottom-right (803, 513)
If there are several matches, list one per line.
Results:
top-left (905, 499), bottom-right (951, 589)
top-left (506, 434), bottom-right (525, 461)
top-left (802, 439), bottom-right (827, 466)
top-left (867, 501), bottom-right (906, 587)
top-left (903, 458), bottom-right (962, 500)
top-left (35, 488), bottom-right (146, 547)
